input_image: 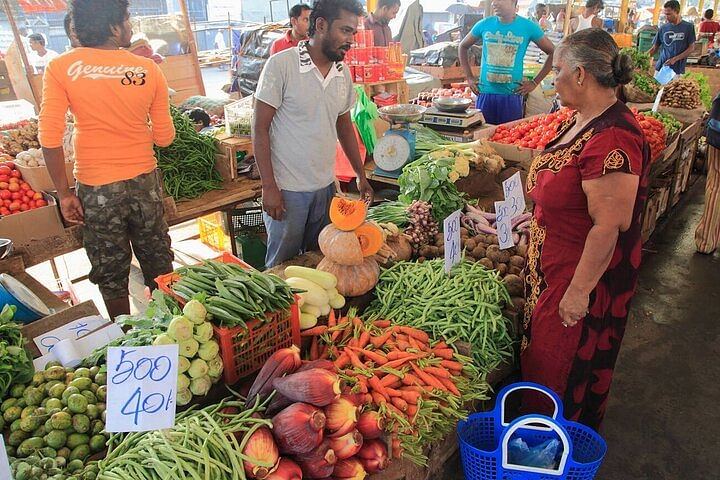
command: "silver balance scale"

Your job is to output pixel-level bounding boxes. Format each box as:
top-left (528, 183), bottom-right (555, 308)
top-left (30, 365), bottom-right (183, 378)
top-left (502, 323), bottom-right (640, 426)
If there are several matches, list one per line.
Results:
top-left (373, 104), bottom-right (427, 179)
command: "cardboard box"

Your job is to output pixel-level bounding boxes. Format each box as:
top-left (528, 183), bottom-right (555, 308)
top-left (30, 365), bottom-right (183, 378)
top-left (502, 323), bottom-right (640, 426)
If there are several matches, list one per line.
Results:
top-left (14, 161), bottom-right (74, 192)
top-left (474, 117), bottom-right (543, 170)
top-left (0, 256), bottom-right (104, 358)
top-left (0, 193), bottom-right (64, 246)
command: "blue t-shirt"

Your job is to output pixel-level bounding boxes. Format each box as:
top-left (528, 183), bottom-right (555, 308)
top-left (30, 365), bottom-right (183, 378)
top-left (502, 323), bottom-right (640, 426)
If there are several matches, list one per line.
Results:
top-left (653, 20), bottom-right (696, 74)
top-left (471, 16), bottom-right (544, 95)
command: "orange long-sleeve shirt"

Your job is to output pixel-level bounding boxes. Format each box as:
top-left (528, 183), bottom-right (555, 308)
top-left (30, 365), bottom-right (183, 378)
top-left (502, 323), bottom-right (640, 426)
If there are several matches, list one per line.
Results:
top-left (38, 48), bottom-right (175, 186)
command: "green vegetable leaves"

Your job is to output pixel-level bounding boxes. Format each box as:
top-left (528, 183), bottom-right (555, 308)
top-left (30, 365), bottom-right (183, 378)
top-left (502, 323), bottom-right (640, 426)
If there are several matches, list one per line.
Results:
top-left (621, 47), bottom-right (651, 72)
top-left (642, 111), bottom-right (682, 136)
top-left (0, 305), bottom-right (35, 398)
top-left (398, 156), bottom-right (466, 224)
top-left (632, 72), bottom-right (660, 96)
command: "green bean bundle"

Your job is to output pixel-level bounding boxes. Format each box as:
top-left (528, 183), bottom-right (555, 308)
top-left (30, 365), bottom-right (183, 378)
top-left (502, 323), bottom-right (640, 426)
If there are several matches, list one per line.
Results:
top-left (98, 397), bottom-right (272, 480)
top-left (155, 106), bottom-right (223, 200)
top-left (364, 258), bottom-right (515, 374)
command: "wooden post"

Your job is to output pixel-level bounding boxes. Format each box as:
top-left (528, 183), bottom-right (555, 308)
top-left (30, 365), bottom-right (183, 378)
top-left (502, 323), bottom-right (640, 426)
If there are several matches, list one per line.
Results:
top-left (715, 0), bottom-right (720, 16)
top-left (653, 0), bottom-right (663, 24)
top-left (367, 0), bottom-right (378, 13)
top-left (2, 0), bottom-right (41, 106)
top-left (619, 0), bottom-right (629, 33)
top-left (563, 0), bottom-right (574, 36)
top-left (699, 0), bottom-right (706, 15)
top-left (680, 0), bottom-right (687, 15)
top-left (178, 0), bottom-right (206, 96)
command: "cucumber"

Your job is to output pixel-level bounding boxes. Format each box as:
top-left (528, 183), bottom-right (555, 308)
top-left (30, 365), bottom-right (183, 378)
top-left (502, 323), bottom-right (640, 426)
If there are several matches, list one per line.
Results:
top-left (301, 304), bottom-right (322, 317)
top-left (286, 277), bottom-right (330, 307)
top-left (300, 312), bottom-right (318, 330)
top-left (284, 266), bottom-right (337, 290)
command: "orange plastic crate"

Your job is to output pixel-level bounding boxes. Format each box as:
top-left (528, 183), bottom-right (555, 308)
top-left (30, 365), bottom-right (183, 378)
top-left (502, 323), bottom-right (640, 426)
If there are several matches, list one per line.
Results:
top-left (154, 253), bottom-right (300, 384)
top-left (214, 300), bottom-right (301, 385)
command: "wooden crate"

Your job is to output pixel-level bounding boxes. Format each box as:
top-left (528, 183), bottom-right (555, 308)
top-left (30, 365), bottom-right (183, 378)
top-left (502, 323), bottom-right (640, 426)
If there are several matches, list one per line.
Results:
top-left (360, 79), bottom-right (410, 104)
top-left (370, 435), bottom-right (459, 480)
top-left (215, 136), bottom-right (254, 181)
top-left (160, 54), bottom-right (206, 105)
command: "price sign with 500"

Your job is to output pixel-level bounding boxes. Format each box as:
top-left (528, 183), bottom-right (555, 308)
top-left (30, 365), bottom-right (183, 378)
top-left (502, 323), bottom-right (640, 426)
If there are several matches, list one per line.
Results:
top-left (105, 344), bottom-right (179, 432)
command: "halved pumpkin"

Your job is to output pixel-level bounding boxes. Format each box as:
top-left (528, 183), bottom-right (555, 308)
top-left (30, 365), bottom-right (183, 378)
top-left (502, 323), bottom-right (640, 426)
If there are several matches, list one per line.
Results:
top-left (355, 222), bottom-right (384, 257)
top-left (329, 197), bottom-right (367, 231)
top-left (319, 224), bottom-right (363, 266)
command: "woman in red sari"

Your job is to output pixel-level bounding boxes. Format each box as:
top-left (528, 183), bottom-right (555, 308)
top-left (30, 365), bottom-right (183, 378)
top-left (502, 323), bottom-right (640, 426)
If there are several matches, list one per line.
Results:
top-left (521, 28), bottom-right (651, 431)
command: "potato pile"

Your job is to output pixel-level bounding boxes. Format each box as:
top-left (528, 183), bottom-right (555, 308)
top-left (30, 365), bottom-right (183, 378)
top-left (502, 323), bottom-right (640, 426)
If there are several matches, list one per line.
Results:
top-left (1, 120), bottom-right (39, 156)
top-left (417, 227), bottom-right (527, 301)
top-left (661, 78), bottom-right (702, 109)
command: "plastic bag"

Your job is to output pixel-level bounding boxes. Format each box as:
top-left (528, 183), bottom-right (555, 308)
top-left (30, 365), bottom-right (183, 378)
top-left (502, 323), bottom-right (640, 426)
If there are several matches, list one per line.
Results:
top-left (508, 437), bottom-right (561, 470)
top-left (351, 85), bottom-right (379, 154)
top-left (654, 65), bottom-right (677, 86)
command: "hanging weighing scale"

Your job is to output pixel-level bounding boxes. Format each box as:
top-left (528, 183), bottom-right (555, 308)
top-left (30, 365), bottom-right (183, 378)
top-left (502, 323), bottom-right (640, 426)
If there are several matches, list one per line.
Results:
top-left (373, 104), bottom-right (427, 178)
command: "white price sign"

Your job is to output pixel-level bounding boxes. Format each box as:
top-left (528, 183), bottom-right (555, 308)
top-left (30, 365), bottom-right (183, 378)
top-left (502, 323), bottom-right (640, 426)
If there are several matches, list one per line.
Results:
top-left (652, 88), bottom-right (664, 113)
top-left (494, 201), bottom-right (515, 250)
top-left (443, 209), bottom-right (462, 273)
top-left (106, 345), bottom-right (179, 432)
top-left (501, 171), bottom-right (526, 219)
top-left (33, 315), bottom-right (106, 355)
top-left (0, 435), bottom-right (11, 480)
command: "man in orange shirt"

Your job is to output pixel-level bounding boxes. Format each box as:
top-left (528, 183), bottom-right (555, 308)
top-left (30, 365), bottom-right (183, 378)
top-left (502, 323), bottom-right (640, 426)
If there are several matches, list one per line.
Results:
top-left (39, 0), bottom-right (176, 318)
top-left (270, 4), bottom-right (312, 55)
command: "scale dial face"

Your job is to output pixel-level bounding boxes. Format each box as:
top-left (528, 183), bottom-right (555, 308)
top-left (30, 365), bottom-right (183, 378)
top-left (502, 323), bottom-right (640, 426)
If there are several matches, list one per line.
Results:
top-left (374, 134), bottom-right (411, 172)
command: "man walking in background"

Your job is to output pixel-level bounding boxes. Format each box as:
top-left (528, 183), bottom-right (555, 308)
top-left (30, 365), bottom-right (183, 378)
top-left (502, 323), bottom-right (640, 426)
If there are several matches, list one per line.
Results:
top-left (271, 4), bottom-right (312, 55)
top-left (39, 0), bottom-right (176, 318)
top-left (254, 0), bottom-right (373, 268)
top-left (28, 33), bottom-right (59, 73)
top-left (363, 0), bottom-right (401, 47)
top-left (459, 0), bottom-right (554, 125)
top-left (647, 0), bottom-right (696, 75)
top-left (571, 0), bottom-right (605, 32)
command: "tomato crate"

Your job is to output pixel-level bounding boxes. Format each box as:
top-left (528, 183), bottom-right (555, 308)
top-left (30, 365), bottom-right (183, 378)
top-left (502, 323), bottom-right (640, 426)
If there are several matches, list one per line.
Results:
top-left (154, 252), bottom-right (301, 385)
top-left (214, 301), bottom-right (301, 385)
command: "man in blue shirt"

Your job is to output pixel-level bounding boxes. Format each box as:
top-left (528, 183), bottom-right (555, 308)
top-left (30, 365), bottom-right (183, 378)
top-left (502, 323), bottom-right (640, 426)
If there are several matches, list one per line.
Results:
top-left (647, 0), bottom-right (696, 75)
top-left (459, 0), bottom-right (554, 125)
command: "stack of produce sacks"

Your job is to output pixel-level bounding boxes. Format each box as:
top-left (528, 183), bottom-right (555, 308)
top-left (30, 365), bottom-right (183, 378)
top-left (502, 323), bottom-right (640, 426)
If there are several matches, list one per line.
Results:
top-left (152, 299), bottom-right (223, 405)
top-left (242, 347), bottom-right (389, 479)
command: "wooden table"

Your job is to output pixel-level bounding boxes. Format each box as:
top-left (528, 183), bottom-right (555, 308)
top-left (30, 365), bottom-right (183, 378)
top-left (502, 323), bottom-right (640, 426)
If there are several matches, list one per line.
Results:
top-left (11, 178), bottom-right (263, 268)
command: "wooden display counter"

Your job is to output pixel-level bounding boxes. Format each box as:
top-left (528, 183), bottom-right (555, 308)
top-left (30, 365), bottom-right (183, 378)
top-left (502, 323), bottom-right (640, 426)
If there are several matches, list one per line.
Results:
top-left (10, 177), bottom-right (262, 268)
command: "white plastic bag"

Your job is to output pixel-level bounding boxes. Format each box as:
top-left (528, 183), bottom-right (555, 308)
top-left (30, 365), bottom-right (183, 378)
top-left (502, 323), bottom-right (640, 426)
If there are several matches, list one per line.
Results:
top-left (654, 66), bottom-right (677, 86)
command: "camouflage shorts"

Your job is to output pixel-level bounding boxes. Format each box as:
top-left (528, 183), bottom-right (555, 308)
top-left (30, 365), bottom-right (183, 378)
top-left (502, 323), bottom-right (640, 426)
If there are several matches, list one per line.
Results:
top-left (77, 170), bottom-right (173, 301)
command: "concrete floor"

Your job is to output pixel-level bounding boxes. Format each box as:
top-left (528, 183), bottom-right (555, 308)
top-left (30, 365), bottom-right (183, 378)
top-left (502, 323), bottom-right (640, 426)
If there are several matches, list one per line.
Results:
top-left (445, 177), bottom-right (720, 479)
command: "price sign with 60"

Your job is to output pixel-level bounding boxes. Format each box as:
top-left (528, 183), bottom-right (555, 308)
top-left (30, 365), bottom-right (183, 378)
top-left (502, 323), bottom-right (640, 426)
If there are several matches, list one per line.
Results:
top-left (444, 209), bottom-right (462, 273)
top-left (106, 344), bottom-right (178, 432)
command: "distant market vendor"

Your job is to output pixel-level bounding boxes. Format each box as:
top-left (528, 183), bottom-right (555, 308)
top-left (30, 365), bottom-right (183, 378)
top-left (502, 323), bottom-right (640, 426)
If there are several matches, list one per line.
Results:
top-left (254, 0), bottom-right (374, 268)
top-left (459, 0), bottom-right (555, 125)
top-left (363, 0), bottom-right (401, 47)
top-left (39, 0), bottom-right (176, 319)
top-left (647, 0), bottom-right (696, 75)
top-left (270, 3), bottom-right (312, 55)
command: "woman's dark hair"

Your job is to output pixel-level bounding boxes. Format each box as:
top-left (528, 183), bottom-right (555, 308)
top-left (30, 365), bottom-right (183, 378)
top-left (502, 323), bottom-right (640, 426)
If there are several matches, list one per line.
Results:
top-left (69, 0), bottom-right (129, 47)
top-left (704, 8), bottom-right (714, 19)
top-left (186, 108), bottom-right (211, 128)
top-left (309, 0), bottom-right (364, 37)
top-left (558, 28), bottom-right (633, 88)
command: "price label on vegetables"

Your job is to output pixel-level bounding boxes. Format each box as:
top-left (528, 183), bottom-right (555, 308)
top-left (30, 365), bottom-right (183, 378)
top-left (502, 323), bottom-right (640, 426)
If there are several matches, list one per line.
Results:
top-left (502, 171), bottom-right (526, 219)
top-left (494, 201), bottom-right (515, 250)
top-left (106, 344), bottom-right (179, 432)
top-left (0, 434), bottom-right (11, 480)
top-left (652, 88), bottom-right (664, 113)
top-left (443, 209), bottom-right (462, 273)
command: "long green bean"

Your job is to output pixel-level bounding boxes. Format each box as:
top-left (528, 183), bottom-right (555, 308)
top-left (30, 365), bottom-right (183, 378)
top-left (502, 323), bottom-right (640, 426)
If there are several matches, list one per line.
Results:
top-left (364, 258), bottom-right (514, 374)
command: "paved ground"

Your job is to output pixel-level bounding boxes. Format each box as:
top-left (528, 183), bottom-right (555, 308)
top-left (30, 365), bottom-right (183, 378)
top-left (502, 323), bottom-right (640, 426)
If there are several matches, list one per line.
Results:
top-left (445, 177), bottom-right (719, 479)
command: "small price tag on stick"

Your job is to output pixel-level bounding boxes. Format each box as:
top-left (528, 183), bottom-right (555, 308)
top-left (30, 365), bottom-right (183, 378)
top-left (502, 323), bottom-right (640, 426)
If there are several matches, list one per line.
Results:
top-left (501, 171), bottom-right (526, 219)
top-left (652, 88), bottom-right (664, 113)
top-left (106, 345), bottom-right (179, 432)
top-left (494, 201), bottom-right (515, 250)
top-left (443, 209), bottom-right (462, 273)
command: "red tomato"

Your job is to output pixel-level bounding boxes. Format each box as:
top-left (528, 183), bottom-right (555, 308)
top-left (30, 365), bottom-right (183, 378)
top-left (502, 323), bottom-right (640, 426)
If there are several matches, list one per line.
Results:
top-left (32, 192), bottom-right (43, 200)
top-left (8, 177), bottom-right (18, 184)
top-left (35, 199), bottom-right (48, 207)
top-left (26, 189), bottom-right (36, 198)
top-left (0, 207), bottom-right (9, 216)
top-left (11, 192), bottom-right (21, 200)
top-left (8, 201), bottom-right (20, 211)
top-left (10, 170), bottom-right (21, 179)
top-left (7, 183), bottom-right (19, 192)
top-left (2, 161), bottom-right (14, 170)
top-left (19, 183), bottom-right (30, 191)
top-left (0, 175), bottom-right (8, 183)
top-left (0, 182), bottom-right (7, 190)
top-left (19, 203), bottom-right (29, 212)
top-left (21, 195), bottom-right (30, 204)
top-left (0, 166), bottom-right (10, 176)
top-left (0, 190), bottom-right (9, 200)
top-left (26, 200), bottom-right (36, 209)
top-left (2, 199), bottom-right (10, 207)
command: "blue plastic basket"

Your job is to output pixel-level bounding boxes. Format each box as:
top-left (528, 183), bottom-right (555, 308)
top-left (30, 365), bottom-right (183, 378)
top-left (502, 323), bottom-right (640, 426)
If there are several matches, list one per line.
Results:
top-left (458, 382), bottom-right (607, 480)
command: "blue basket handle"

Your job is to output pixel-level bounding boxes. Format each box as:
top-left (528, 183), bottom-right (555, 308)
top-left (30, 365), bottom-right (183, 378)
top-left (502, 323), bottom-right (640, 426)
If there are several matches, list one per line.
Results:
top-left (500, 414), bottom-right (573, 476)
top-left (497, 382), bottom-right (565, 427)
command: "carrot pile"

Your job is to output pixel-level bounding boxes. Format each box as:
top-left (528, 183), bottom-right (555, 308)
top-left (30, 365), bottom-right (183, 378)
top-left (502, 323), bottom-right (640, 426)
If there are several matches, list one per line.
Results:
top-left (300, 309), bottom-right (490, 466)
